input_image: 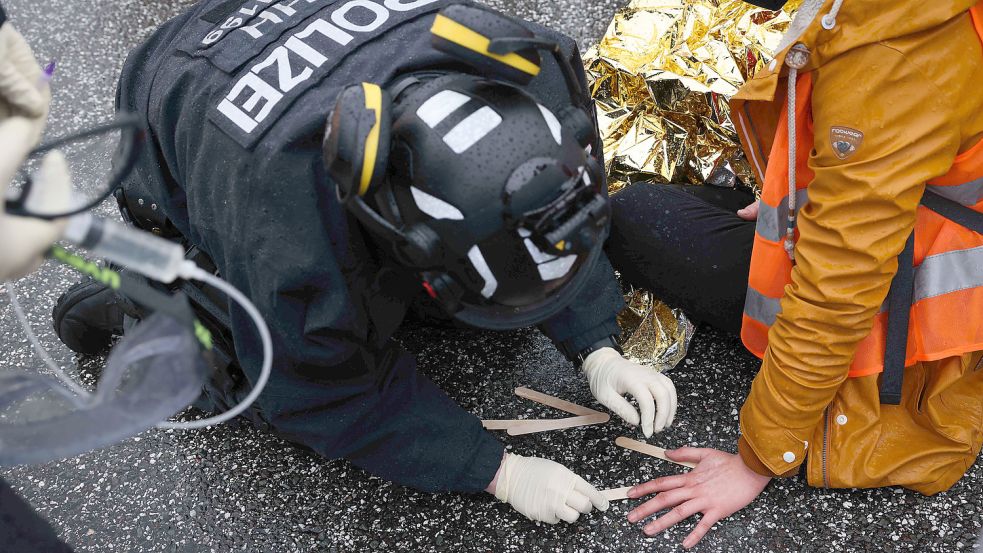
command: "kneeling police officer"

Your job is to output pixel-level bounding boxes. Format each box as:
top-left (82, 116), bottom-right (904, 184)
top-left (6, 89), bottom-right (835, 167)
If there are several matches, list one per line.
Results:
top-left (53, 0), bottom-right (677, 523)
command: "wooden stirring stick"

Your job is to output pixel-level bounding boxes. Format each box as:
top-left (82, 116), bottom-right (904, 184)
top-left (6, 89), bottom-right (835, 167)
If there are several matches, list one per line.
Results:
top-left (615, 436), bottom-right (696, 469)
top-left (600, 487), bottom-right (633, 501)
top-left (513, 387), bottom-right (601, 416)
top-left (481, 420), bottom-right (525, 431)
top-left (482, 413), bottom-right (609, 433)
top-left (505, 413), bottom-right (609, 436)
top-left (482, 387), bottom-right (609, 435)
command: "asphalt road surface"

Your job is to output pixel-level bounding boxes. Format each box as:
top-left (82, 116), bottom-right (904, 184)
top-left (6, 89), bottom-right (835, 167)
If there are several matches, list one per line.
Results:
top-left (2, 1), bottom-right (982, 552)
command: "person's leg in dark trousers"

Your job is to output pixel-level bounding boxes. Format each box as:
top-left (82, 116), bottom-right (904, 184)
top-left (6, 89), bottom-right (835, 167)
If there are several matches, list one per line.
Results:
top-left (0, 478), bottom-right (74, 552)
top-left (605, 184), bottom-right (756, 336)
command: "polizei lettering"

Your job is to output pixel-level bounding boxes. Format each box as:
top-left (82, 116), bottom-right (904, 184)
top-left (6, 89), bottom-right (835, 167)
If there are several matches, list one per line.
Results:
top-left (213, 0), bottom-right (442, 137)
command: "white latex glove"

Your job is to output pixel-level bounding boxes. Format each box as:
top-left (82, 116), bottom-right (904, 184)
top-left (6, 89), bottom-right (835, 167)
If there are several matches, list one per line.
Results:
top-left (0, 23), bottom-right (69, 281)
top-left (0, 118), bottom-right (71, 280)
top-left (492, 453), bottom-right (609, 524)
top-left (0, 23), bottom-right (49, 119)
top-left (582, 347), bottom-right (677, 437)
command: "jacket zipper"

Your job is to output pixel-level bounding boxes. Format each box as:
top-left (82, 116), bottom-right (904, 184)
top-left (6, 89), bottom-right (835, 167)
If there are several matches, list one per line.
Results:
top-left (822, 406), bottom-right (831, 488)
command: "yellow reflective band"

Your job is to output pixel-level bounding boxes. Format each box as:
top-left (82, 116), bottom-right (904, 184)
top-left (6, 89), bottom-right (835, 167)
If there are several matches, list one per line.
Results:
top-left (430, 14), bottom-right (541, 77)
top-left (194, 320), bottom-right (214, 350)
top-left (49, 246), bottom-right (121, 290)
top-left (359, 82), bottom-right (383, 197)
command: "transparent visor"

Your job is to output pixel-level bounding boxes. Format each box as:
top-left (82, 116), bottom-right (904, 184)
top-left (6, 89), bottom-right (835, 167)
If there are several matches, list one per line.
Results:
top-left (0, 312), bottom-right (209, 467)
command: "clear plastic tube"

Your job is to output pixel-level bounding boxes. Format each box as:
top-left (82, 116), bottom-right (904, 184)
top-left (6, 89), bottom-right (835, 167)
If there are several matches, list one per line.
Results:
top-left (64, 213), bottom-right (187, 283)
top-left (4, 281), bottom-right (92, 401)
top-left (156, 265), bottom-right (272, 430)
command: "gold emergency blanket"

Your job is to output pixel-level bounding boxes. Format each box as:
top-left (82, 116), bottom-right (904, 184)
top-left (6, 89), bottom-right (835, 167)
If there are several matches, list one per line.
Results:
top-left (586, 0), bottom-right (799, 368)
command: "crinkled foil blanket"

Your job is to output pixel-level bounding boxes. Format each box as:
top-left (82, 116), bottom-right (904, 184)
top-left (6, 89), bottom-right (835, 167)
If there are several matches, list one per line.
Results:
top-left (586, 0), bottom-right (800, 369)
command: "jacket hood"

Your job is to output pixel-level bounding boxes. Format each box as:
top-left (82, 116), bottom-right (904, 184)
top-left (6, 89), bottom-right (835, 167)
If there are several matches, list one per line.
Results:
top-left (777, 0), bottom-right (979, 68)
top-left (735, 0), bottom-right (979, 101)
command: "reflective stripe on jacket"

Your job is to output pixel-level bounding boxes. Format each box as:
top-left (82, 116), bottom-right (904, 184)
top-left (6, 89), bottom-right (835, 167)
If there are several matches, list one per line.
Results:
top-left (730, 0), bottom-right (983, 493)
top-left (742, 64), bottom-right (983, 377)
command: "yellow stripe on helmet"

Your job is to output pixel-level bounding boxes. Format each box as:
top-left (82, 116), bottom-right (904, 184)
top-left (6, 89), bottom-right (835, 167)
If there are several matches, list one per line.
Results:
top-left (430, 14), bottom-right (541, 77)
top-left (359, 82), bottom-right (383, 197)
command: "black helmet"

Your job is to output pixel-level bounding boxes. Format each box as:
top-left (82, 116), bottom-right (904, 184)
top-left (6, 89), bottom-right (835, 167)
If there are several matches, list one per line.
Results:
top-left (322, 4), bottom-right (610, 330)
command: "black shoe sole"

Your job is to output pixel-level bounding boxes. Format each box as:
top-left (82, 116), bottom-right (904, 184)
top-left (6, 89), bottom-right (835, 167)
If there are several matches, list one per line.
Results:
top-left (52, 279), bottom-right (117, 355)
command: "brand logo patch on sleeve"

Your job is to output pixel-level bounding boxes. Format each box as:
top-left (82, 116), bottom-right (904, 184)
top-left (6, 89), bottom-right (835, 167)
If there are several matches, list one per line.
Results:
top-left (830, 126), bottom-right (864, 160)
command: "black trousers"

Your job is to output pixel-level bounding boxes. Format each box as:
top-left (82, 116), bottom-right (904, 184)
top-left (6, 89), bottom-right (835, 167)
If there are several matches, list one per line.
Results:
top-left (605, 184), bottom-right (756, 336)
top-left (0, 478), bottom-right (73, 552)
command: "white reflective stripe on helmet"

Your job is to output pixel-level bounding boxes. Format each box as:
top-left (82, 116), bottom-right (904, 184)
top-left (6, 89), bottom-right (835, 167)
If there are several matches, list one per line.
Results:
top-left (537, 255), bottom-right (577, 281)
top-left (520, 231), bottom-right (579, 281)
top-left (410, 186), bottom-right (464, 220)
top-left (416, 90), bottom-right (471, 128)
top-left (467, 245), bottom-right (498, 298)
top-left (536, 104), bottom-right (562, 145)
top-left (443, 106), bottom-right (502, 153)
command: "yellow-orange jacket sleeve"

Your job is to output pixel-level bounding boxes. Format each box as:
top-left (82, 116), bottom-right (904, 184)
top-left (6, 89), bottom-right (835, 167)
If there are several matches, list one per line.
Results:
top-left (738, 43), bottom-right (963, 475)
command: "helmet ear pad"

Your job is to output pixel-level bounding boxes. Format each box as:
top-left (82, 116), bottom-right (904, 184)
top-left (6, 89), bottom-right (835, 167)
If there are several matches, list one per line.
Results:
top-left (323, 82), bottom-right (392, 202)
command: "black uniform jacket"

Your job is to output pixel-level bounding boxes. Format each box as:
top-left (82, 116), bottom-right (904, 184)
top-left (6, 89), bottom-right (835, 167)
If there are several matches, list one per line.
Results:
top-left (116, 0), bottom-right (624, 493)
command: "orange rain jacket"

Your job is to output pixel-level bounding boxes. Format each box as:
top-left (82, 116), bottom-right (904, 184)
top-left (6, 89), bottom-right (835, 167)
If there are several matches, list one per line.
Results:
top-left (731, 0), bottom-right (983, 494)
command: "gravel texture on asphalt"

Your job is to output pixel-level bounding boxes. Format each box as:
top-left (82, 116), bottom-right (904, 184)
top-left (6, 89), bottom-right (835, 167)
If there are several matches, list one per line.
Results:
top-left (1, 1), bottom-right (982, 552)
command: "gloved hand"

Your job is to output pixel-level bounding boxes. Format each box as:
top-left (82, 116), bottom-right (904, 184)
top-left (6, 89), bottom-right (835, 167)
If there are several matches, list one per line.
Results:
top-left (0, 23), bottom-right (49, 119)
top-left (492, 453), bottom-right (609, 524)
top-left (0, 22), bottom-right (70, 281)
top-left (0, 118), bottom-right (71, 281)
top-left (582, 347), bottom-right (677, 437)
